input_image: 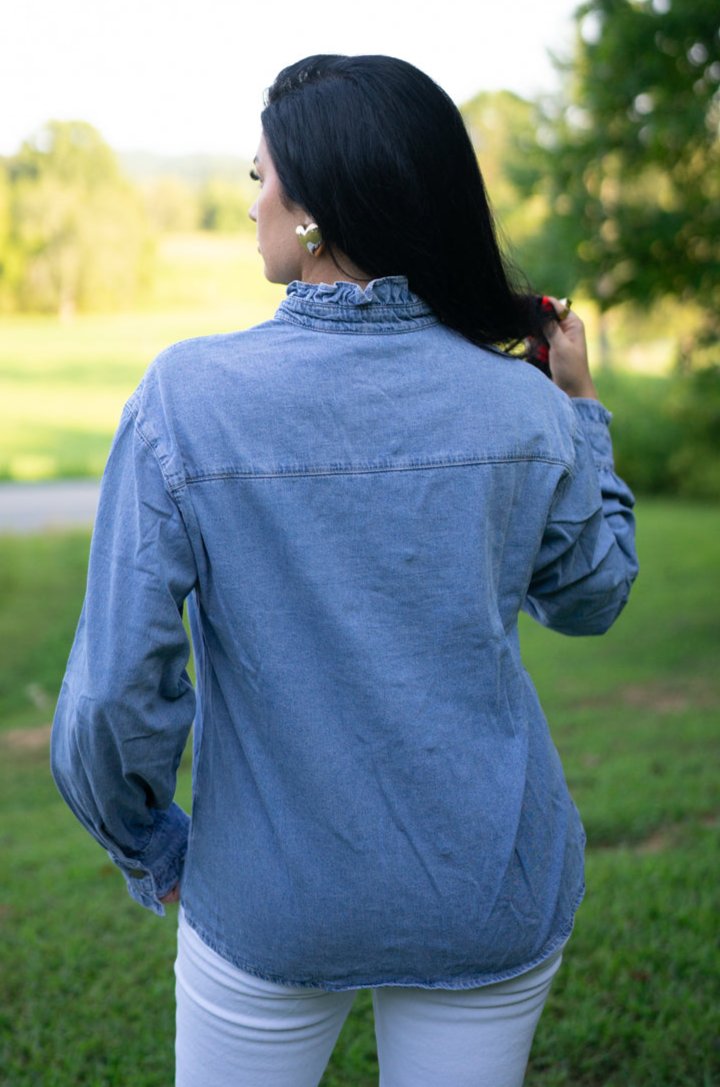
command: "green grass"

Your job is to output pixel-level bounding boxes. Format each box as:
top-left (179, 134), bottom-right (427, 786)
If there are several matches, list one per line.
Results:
top-left (0, 532), bottom-right (91, 730)
top-left (0, 500), bottom-right (718, 1085)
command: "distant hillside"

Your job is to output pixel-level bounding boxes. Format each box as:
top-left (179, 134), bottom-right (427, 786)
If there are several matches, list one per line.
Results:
top-left (119, 150), bottom-right (252, 186)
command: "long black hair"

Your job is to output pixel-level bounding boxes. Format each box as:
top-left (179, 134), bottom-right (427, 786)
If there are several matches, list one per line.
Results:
top-left (261, 54), bottom-right (544, 349)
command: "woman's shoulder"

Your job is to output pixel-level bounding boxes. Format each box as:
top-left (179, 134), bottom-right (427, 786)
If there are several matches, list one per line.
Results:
top-left (125, 320), bottom-right (290, 441)
top-left (150, 319), bottom-right (283, 376)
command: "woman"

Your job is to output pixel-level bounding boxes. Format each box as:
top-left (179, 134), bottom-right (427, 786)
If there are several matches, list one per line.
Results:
top-left (52, 55), bottom-right (638, 1087)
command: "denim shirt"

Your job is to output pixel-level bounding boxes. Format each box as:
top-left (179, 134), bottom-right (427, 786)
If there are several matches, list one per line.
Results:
top-left (51, 276), bottom-right (637, 990)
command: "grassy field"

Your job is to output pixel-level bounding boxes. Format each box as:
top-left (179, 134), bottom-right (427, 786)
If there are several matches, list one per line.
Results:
top-left (0, 500), bottom-right (718, 1085)
top-left (0, 234), bottom-right (284, 480)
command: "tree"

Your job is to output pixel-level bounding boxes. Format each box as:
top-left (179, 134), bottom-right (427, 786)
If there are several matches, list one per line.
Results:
top-left (3, 121), bottom-right (152, 315)
top-left (461, 91), bottom-right (548, 265)
top-left (199, 178), bottom-right (256, 233)
top-left (141, 176), bottom-right (200, 233)
top-left (0, 165), bottom-right (13, 310)
top-left (508, 0), bottom-right (720, 363)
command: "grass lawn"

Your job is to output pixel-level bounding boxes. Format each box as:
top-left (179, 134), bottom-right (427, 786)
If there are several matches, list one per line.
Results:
top-left (0, 499), bottom-right (718, 1086)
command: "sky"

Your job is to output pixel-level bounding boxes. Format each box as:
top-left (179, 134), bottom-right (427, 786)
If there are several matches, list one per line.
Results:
top-left (3, 0), bottom-right (583, 159)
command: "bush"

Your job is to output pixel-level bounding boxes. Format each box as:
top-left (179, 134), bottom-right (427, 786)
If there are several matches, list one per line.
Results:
top-left (667, 365), bottom-right (720, 501)
top-left (594, 369), bottom-right (720, 501)
top-left (594, 372), bottom-right (680, 496)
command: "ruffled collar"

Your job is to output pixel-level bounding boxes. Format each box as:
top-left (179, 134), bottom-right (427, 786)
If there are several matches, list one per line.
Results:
top-left (275, 276), bottom-right (438, 334)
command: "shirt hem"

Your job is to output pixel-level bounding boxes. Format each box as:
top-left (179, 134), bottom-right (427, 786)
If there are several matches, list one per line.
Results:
top-left (178, 880), bottom-right (584, 992)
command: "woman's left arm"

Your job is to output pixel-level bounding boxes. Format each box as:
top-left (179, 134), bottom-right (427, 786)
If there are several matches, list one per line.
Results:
top-left (50, 400), bottom-right (197, 916)
top-left (523, 302), bottom-right (638, 635)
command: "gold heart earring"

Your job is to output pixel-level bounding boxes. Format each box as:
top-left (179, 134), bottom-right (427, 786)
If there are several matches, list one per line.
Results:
top-left (296, 223), bottom-right (324, 257)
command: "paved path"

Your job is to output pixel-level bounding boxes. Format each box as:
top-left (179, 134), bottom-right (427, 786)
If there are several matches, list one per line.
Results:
top-left (0, 480), bottom-right (100, 533)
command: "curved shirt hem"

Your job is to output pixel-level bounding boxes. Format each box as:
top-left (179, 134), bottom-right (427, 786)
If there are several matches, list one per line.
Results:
top-left (178, 880), bottom-right (584, 992)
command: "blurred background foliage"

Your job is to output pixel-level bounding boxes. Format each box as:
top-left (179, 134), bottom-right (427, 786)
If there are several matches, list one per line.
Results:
top-left (0, 0), bottom-right (718, 497)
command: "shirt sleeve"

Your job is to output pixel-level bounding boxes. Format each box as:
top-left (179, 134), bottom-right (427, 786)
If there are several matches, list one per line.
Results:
top-left (523, 398), bottom-right (638, 636)
top-left (50, 399), bottom-right (197, 916)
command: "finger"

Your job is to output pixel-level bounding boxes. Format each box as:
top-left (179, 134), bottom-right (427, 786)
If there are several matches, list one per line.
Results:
top-left (546, 296), bottom-right (572, 321)
top-left (544, 316), bottom-right (565, 343)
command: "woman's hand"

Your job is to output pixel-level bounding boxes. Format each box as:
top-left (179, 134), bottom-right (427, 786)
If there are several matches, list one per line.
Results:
top-left (545, 298), bottom-right (598, 400)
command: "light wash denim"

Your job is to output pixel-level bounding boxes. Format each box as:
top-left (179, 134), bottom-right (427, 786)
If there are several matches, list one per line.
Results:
top-left (51, 276), bottom-right (638, 990)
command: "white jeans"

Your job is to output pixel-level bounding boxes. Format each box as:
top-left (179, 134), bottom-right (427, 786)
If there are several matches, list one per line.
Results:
top-left (175, 911), bottom-right (563, 1087)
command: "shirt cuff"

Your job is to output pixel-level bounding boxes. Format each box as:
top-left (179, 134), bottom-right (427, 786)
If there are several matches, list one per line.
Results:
top-left (107, 803), bottom-right (190, 917)
top-left (571, 398), bottom-right (614, 471)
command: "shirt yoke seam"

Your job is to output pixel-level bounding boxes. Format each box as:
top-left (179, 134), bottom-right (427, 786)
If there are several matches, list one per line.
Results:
top-left (183, 454), bottom-right (570, 486)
